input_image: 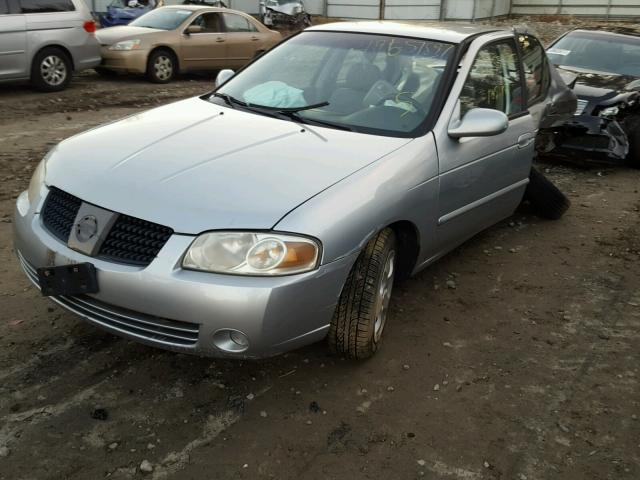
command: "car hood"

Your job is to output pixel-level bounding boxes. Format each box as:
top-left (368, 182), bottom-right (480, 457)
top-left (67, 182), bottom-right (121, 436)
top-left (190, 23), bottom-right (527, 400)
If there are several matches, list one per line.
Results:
top-left (44, 97), bottom-right (411, 234)
top-left (557, 66), bottom-right (640, 103)
top-left (96, 26), bottom-right (165, 45)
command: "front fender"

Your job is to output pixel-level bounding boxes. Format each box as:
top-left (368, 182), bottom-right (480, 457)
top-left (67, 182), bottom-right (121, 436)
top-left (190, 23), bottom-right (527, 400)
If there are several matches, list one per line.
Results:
top-left (274, 134), bottom-right (439, 266)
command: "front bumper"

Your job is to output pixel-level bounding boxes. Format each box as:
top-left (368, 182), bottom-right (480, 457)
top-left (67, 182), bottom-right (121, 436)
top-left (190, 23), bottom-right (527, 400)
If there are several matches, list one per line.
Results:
top-left (99, 47), bottom-right (149, 74)
top-left (549, 114), bottom-right (629, 165)
top-left (13, 188), bottom-right (355, 358)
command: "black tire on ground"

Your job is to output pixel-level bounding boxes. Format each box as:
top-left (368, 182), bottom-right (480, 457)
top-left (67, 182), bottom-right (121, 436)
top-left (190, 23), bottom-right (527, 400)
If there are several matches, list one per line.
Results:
top-left (95, 67), bottom-right (118, 78)
top-left (523, 166), bottom-right (570, 220)
top-left (623, 116), bottom-right (640, 169)
top-left (31, 47), bottom-right (72, 92)
top-left (146, 49), bottom-right (177, 84)
top-left (328, 228), bottom-right (396, 359)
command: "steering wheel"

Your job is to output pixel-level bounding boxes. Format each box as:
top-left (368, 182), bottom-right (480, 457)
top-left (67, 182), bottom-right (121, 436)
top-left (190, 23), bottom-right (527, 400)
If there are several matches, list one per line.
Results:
top-left (375, 91), bottom-right (427, 117)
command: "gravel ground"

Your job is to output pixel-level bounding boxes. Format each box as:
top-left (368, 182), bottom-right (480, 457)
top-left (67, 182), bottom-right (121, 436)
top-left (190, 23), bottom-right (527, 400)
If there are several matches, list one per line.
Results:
top-left (0, 19), bottom-right (639, 480)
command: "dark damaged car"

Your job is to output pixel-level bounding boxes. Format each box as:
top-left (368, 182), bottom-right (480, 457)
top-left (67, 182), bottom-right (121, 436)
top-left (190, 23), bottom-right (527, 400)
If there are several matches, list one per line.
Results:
top-left (544, 28), bottom-right (640, 167)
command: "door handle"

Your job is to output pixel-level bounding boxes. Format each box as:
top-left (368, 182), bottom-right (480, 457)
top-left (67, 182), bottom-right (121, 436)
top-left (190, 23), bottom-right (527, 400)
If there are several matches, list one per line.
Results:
top-left (250, 36), bottom-right (259, 41)
top-left (216, 37), bottom-right (225, 43)
top-left (517, 132), bottom-right (535, 149)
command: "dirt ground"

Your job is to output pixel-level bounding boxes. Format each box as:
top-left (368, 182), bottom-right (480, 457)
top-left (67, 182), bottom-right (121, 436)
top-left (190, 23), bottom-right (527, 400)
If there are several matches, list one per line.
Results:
top-left (1, 20), bottom-right (639, 480)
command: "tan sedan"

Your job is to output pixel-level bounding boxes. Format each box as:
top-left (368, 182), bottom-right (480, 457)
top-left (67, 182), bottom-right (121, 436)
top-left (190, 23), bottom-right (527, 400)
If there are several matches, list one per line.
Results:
top-left (95, 5), bottom-right (281, 83)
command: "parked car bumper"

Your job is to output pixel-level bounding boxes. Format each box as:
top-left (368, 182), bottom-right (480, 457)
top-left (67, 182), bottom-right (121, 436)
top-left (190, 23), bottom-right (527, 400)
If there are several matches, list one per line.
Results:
top-left (13, 188), bottom-right (355, 358)
top-left (99, 47), bottom-right (149, 74)
top-left (73, 36), bottom-right (102, 71)
top-left (548, 115), bottom-right (629, 165)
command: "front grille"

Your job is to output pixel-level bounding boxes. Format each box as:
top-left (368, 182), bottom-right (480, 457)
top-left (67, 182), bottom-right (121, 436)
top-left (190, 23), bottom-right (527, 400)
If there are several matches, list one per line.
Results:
top-left (98, 214), bottom-right (173, 266)
top-left (17, 251), bottom-right (199, 348)
top-left (42, 187), bottom-right (82, 242)
top-left (575, 98), bottom-right (588, 116)
top-left (41, 187), bottom-right (173, 267)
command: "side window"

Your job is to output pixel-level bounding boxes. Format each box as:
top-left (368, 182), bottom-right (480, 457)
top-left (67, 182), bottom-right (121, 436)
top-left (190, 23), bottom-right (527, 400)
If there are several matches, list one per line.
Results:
top-left (223, 13), bottom-right (256, 33)
top-left (19, 0), bottom-right (75, 12)
top-left (460, 40), bottom-right (524, 117)
top-left (190, 12), bottom-right (222, 33)
top-left (0, 0), bottom-right (9, 14)
top-left (518, 34), bottom-right (550, 105)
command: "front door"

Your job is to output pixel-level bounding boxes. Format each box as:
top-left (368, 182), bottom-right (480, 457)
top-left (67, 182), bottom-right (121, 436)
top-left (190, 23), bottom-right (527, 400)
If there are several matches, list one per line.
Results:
top-left (434, 36), bottom-right (536, 249)
top-left (180, 12), bottom-right (227, 71)
top-left (0, 1), bottom-right (27, 79)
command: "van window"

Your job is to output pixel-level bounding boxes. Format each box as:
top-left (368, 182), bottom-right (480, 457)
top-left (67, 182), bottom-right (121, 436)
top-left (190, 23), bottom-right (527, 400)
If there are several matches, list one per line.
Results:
top-left (0, 0), bottom-right (9, 14)
top-left (19, 0), bottom-right (75, 13)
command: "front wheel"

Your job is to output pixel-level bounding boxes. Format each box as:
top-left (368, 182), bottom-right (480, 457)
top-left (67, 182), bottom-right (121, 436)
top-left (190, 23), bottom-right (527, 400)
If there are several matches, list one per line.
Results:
top-left (146, 50), bottom-right (176, 83)
top-left (328, 228), bottom-right (396, 359)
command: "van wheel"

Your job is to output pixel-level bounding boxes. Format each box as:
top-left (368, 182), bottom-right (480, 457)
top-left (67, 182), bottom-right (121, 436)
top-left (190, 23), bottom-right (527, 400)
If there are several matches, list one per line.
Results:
top-left (328, 228), bottom-right (396, 359)
top-left (523, 166), bottom-right (570, 220)
top-left (31, 47), bottom-right (72, 92)
top-left (146, 49), bottom-right (176, 83)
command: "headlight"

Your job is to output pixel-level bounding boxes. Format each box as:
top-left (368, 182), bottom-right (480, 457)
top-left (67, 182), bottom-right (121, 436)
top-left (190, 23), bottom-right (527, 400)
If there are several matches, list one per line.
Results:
top-left (599, 105), bottom-right (621, 118)
top-left (108, 39), bottom-right (141, 51)
top-left (28, 159), bottom-right (46, 204)
top-left (183, 232), bottom-right (320, 276)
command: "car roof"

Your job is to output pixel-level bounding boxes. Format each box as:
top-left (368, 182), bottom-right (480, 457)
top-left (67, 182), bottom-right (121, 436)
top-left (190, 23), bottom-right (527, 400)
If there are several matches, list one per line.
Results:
top-left (306, 21), bottom-right (505, 44)
top-left (160, 5), bottom-right (229, 12)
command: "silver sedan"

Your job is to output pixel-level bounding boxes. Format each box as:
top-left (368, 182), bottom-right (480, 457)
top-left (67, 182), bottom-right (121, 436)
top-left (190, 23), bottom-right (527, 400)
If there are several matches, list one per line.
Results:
top-left (14, 22), bottom-right (575, 359)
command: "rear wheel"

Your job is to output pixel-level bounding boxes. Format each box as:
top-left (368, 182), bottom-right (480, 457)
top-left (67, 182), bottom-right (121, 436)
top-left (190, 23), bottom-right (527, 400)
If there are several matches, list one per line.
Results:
top-left (328, 228), bottom-right (396, 359)
top-left (523, 166), bottom-right (570, 220)
top-left (146, 49), bottom-right (176, 83)
top-left (31, 47), bottom-right (72, 92)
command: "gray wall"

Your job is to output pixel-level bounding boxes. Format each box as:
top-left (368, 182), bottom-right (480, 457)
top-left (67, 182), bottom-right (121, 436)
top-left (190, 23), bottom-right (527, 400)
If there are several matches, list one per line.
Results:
top-left (88, 0), bottom-right (640, 19)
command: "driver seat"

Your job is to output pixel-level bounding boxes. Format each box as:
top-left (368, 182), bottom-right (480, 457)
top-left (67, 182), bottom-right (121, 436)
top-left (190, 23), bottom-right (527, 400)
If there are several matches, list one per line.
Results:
top-left (328, 63), bottom-right (381, 115)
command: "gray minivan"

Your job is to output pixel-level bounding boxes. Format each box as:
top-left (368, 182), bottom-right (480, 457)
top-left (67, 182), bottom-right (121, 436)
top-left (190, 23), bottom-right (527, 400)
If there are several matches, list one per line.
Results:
top-left (0, 0), bottom-right (101, 91)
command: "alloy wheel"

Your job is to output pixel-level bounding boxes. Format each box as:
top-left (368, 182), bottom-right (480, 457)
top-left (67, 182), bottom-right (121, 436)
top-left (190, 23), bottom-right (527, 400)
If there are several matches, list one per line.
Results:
top-left (40, 55), bottom-right (67, 87)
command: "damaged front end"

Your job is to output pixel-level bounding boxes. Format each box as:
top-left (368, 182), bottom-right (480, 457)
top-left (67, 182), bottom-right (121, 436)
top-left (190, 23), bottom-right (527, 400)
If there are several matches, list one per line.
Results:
top-left (541, 68), bottom-right (640, 166)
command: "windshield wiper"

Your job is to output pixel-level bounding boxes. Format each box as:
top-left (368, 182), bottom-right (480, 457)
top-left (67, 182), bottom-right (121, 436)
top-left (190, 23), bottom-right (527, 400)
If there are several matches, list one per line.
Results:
top-left (211, 92), bottom-right (246, 109)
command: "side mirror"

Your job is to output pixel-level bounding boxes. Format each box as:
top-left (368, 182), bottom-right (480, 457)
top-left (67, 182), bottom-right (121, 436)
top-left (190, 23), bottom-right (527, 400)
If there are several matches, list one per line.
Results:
top-left (448, 108), bottom-right (508, 139)
top-left (185, 25), bottom-right (204, 35)
top-left (215, 69), bottom-right (234, 88)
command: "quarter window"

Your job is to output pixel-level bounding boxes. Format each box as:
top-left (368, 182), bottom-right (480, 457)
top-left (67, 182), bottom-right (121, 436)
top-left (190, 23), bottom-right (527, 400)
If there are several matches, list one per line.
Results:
top-left (518, 34), bottom-right (550, 105)
top-left (19, 0), bottom-right (75, 12)
top-left (223, 13), bottom-right (256, 32)
top-left (460, 40), bottom-right (524, 117)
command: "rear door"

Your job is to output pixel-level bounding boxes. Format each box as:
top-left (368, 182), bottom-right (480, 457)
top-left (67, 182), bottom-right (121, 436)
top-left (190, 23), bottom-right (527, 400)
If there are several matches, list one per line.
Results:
top-left (0, 0), bottom-right (28, 79)
top-left (221, 12), bottom-right (260, 67)
top-left (433, 34), bottom-right (536, 249)
top-left (180, 12), bottom-right (227, 70)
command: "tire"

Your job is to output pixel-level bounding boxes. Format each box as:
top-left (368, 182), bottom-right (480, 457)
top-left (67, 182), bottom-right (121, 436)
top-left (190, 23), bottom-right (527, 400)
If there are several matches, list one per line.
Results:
top-left (523, 166), bottom-right (570, 220)
top-left (623, 116), bottom-right (640, 169)
top-left (31, 47), bottom-right (72, 92)
top-left (328, 228), bottom-right (396, 359)
top-left (146, 49), bottom-right (176, 84)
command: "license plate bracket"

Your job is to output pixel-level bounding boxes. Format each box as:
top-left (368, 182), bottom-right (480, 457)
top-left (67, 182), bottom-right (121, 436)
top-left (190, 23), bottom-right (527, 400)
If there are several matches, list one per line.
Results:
top-left (37, 263), bottom-right (99, 296)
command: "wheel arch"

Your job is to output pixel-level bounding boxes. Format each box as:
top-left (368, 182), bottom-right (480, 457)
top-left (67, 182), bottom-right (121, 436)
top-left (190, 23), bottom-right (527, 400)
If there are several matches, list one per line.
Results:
top-left (32, 44), bottom-right (75, 71)
top-left (148, 45), bottom-right (180, 71)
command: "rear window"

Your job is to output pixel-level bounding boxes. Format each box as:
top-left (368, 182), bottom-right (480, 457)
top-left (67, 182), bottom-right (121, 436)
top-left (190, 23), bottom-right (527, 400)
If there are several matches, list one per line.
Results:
top-left (19, 0), bottom-right (75, 13)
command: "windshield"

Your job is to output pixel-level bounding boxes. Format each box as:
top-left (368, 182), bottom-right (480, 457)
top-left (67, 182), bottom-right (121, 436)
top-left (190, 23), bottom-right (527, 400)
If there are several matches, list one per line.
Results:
top-left (548, 31), bottom-right (640, 77)
top-left (129, 8), bottom-right (192, 29)
top-left (214, 31), bottom-right (455, 136)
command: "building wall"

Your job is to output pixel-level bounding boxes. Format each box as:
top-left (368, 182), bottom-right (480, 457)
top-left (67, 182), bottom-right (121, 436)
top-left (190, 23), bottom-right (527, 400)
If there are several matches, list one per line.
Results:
top-left (88, 0), bottom-right (640, 19)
